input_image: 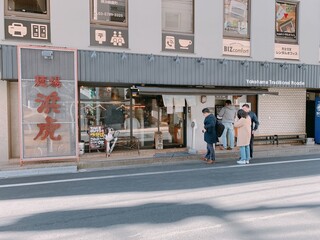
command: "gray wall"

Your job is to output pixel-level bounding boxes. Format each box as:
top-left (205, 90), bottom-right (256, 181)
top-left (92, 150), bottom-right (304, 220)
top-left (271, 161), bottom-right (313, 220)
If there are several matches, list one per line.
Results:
top-left (1, 0), bottom-right (320, 64)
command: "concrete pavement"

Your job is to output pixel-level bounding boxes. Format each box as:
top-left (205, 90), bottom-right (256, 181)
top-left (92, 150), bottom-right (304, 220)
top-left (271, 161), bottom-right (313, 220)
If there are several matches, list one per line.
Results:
top-left (1, 143), bottom-right (320, 179)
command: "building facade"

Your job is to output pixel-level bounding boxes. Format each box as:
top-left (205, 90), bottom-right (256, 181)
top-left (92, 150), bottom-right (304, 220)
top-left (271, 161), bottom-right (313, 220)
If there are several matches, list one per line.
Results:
top-left (1, 0), bottom-right (319, 163)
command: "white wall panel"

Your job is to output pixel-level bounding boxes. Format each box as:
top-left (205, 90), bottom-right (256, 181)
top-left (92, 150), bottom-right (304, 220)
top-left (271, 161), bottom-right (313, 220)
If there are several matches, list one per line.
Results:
top-left (258, 88), bottom-right (306, 135)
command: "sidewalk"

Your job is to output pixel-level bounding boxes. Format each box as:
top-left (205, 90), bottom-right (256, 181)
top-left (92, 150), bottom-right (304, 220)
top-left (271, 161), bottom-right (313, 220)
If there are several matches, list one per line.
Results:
top-left (1, 144), bottom-right (320, 179)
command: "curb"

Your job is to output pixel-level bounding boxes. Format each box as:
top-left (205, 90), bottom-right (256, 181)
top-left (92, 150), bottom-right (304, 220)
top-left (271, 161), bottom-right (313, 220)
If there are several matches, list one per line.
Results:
top-left (0, 166), bottom-right (78, 179)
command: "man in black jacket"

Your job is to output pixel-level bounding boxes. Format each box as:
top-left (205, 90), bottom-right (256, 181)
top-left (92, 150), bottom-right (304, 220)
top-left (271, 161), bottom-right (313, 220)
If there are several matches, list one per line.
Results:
top-left (202, 108), bottom-right (218, 164)
top-left (242, 104), bottom-right (259, 159)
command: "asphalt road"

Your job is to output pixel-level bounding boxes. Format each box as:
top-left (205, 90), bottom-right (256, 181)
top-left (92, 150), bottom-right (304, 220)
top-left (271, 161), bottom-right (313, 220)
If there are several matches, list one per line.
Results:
top-left (0, 155), bottom-right (320, 240)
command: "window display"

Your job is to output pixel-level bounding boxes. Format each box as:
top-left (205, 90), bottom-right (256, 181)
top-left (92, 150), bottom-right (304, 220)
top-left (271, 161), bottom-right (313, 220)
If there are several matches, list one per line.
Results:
top-left (79, 87), bottom-right (185, 150)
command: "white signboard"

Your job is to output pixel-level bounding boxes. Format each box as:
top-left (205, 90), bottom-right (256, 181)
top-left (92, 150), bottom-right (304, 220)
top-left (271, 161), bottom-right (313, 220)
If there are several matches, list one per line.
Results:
top-left (223, 39), bottom-right (250, 57)
top-left (274, 43), bottom-right (299, 60)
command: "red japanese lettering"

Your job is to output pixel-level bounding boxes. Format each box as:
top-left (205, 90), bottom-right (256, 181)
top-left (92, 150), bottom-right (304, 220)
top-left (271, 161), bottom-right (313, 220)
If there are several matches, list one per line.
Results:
top-left (35, 91), bottom-right (61, 114)
top-left (49, 76), bottom-right (62, 88)
top-left (34, 75), bottom-right (48, 87)
top-left (34, 116), bottom-right (62, 141)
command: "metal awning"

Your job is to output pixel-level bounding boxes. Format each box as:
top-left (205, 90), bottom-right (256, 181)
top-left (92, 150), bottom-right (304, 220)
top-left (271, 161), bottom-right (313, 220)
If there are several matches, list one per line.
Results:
top-left (137, 86), bottom-right (279, 96)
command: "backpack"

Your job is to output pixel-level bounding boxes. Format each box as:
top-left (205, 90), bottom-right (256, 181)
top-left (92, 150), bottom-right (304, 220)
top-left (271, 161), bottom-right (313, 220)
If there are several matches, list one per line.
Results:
top-left (216, 120), bottom-right (225, 138)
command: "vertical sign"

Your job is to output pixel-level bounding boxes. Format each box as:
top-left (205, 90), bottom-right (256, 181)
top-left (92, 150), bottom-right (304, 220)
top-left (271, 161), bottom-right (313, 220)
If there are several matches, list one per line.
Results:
top-left (89, 126), bottom-right (105, 151)
top-left (18, 46), bottom-right (78, 163)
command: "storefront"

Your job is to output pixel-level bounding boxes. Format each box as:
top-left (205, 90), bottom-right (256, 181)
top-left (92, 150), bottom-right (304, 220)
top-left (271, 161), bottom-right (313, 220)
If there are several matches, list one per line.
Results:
top-left (1, 45), bottom-right (319, 162)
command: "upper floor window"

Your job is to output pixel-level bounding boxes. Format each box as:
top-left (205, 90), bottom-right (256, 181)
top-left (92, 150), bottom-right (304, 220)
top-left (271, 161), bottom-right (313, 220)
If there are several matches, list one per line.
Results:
top-left (223, 0), bottom-right (250, 39)
top-left (275, 1), bottom-right (298, 43)
top-left (5, 0), bottom-right (49, 19)
top-left (162, 0), bottom-right (194, 34)
top-left (91, 0), bottom-right (127, 27)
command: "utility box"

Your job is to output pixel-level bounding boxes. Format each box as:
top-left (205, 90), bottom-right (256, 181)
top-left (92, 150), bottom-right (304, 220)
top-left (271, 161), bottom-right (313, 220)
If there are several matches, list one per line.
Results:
top-left (154, 131), bottom-right (163, 149)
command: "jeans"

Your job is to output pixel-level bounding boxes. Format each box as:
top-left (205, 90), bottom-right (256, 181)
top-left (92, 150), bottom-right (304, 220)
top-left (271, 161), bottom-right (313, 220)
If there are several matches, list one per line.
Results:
top-left (249, 133), bottom-right (254, 158)
top-left (205, 143), bottom-right (215, 160)
top-left (221, 122), bottom-right (235, 149)
top-left (240, 145), bottom-right (250, 161)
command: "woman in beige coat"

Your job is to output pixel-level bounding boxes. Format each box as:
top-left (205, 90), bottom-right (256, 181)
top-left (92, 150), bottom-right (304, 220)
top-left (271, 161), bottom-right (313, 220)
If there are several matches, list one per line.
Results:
top-left (234, 109), bottom-right (251, 164)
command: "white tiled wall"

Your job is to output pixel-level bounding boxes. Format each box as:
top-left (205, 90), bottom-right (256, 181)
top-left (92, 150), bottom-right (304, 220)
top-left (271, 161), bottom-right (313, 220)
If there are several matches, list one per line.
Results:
top-left (257, 88), bottom-right (306, 134)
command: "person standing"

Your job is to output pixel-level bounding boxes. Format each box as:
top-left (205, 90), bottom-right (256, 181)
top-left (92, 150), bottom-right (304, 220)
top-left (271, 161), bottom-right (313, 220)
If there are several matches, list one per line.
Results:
top-left (201, 108), bottom-right (218, 164)
top-left (242, 104), bottom-right (259, 159)
top-left (218, 100), bottom-right (236, 150)
top-left (234, 109), bottom-right (251, 164)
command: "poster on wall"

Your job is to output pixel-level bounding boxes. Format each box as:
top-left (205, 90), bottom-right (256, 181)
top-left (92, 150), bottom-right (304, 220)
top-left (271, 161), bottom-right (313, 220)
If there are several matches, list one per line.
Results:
top-left (18, 46), bottom-right (78, 163)
top-left (275, 1), bottom-right (298, 41)
top-left (223, 0), bottom-right (249, 38)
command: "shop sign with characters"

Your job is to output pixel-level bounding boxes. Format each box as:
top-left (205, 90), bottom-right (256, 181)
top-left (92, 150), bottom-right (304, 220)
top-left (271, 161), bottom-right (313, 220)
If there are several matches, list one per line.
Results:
top-left (18, 47), bottom-right (78, 162)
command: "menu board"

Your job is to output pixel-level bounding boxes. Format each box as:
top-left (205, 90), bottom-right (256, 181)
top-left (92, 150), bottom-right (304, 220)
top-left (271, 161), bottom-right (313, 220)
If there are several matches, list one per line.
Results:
top-left (89, 125), bottom-right (105, 151)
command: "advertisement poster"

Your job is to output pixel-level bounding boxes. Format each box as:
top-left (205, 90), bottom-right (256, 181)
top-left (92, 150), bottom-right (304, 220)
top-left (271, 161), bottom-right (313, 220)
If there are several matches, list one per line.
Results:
top-left (89, 126), bottom-right (105, 151)
top-left (224, 0), bottom-right (249, 38)
top-left (275, 1), bottom-right (297, 40)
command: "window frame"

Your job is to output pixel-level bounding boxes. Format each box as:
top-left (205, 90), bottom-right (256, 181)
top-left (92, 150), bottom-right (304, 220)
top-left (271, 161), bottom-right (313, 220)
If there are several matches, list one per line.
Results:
top-left (90, 0), bottom-right (128, 27)
top-left (223, 0), bottom-right (251, 39)
top-left (275, 0), bottom-right (299, 44)
top-left (4, 0), bottom-right (50, 20)
top-left (162, 0), bottom-right (194, 34)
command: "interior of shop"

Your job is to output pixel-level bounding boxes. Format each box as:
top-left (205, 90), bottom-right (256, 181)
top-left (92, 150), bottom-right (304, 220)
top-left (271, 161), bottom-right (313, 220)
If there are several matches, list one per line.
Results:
top-left (79, 86), bottom-right (185, 152)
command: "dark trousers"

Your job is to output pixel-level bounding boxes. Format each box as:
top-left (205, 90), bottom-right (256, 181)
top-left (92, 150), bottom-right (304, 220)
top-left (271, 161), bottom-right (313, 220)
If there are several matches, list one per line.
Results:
top-left (205, 143), bottom-right (215, 160)
top-left (249, 134), bottom-right (254, 158)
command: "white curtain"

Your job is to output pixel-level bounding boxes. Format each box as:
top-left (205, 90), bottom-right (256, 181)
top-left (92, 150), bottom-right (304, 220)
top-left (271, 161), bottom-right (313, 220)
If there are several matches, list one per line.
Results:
top-left (185, 96), bottom-right (196, 106)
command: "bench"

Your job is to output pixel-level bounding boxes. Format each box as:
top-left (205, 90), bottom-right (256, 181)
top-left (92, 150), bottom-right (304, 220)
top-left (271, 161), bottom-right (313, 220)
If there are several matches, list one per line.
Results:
top-left (274, 133), bottom-right (307, 145)
top-left (254, 133), bottom-right (307, 145)
top-left (254, 134), bottom-right (278, 145)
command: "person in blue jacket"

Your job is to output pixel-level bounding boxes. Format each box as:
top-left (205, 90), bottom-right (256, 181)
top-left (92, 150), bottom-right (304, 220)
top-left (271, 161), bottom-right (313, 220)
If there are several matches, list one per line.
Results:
top-left (202, 108), bottom-right (218, 164)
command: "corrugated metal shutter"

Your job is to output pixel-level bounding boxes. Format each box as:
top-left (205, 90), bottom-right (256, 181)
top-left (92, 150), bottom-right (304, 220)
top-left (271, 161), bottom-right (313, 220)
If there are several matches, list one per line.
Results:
top-left (2, 45), bottom-right (320, 88)
top-left (78, 50), bottom-right (320, 88)
top-left (1, 45), bottom-right (18, 80)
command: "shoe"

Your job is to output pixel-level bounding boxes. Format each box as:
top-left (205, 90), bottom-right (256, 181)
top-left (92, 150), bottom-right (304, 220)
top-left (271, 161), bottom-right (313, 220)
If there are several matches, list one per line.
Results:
top-left (227, 147), bottom-right (233, 150)
top-left (206, 160), bottom-right (215, 164)
top-left (202, 157), bottom-right (208, 162)
top-left (246, 160), bottom-right (250, 164)
top-left (237, 160), bottom-right (246, 165)
top-left (219, 145), bottom-right (225, 150)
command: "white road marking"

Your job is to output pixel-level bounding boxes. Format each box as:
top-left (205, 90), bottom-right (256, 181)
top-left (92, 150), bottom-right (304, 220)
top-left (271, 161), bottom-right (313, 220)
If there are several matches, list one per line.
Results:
top-left (0, 157), bottom-right (320, 189)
